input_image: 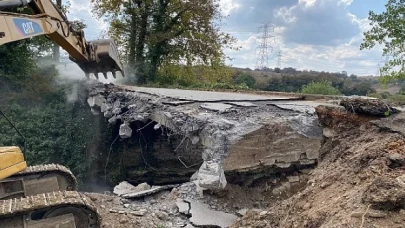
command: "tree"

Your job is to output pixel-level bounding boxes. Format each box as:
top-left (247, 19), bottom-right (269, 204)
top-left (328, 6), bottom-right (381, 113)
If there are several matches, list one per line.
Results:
top-left (91, 0), bottom-right (237, 84)
top-left (360, 0), bottom-right (405, 82)
top-left (301, 80), bottom-right (342, 95)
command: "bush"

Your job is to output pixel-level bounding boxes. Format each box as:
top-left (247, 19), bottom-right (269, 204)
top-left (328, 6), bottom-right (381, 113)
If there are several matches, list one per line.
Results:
top-left (301, 80), bottom-right (342, 95)
top-left (368, 91), bottom-right (391, 99)
top-left (387, 94), bottom-right (405, 104)
top-left (233, 73), bottom-right (256, 88)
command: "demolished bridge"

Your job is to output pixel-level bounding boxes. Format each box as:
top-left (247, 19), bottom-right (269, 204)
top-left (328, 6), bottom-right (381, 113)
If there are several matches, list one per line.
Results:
top-left (86, 82), bottom-right (324, 191)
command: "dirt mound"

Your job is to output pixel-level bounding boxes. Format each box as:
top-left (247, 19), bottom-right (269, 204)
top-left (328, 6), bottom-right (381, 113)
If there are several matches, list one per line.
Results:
top-left (232, 105), bottom-right (405, 228)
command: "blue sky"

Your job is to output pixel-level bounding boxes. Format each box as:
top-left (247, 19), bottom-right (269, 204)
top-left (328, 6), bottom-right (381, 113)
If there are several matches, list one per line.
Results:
top-left (348, 0), bottom-right (385, 18)
top-left (65, 0), bottom-right (388, 76)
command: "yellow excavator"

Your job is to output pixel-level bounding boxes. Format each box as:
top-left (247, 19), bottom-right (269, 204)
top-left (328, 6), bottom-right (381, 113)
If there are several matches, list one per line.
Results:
top-left (0, 0), bottom-right (126, 227)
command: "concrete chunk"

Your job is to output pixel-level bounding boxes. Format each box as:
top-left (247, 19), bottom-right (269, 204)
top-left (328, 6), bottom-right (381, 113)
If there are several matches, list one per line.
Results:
top-left (176, 199), bottom-right (190, 215)
top-left (197, 161), bottom-right (227, 190)
top-left (226, 102), bottom-right (257, 107)
top-left (121, 184), bottom-right (179, 199)
top-left (188, 200), bottom-right (238, 228)
top-left (113, 181), bottom-right (137, 196)
top-left (119, 123), bottom-right (132, 138)
top-left (200, 103), bottom-right (233, 112)
top-left (87, 95), bottom-right (106, 107)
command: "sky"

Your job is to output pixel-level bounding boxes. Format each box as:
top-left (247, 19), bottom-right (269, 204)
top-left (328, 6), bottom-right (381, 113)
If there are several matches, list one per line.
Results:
top-left (64, 0), bottom-right (388, 76)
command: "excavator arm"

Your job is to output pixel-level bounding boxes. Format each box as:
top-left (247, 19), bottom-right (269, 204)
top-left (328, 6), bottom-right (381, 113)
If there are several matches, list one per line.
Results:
top-left (0, 0), bottom-right (125, 79)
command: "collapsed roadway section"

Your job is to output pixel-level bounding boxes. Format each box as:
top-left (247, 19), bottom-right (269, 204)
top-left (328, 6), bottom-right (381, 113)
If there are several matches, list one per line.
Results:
top-left (86, 81), bottom-right (325, 193)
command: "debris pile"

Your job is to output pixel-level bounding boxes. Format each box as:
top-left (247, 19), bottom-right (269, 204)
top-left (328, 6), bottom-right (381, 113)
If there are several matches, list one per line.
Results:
top-left (340, 97), bottom-right (399, 117)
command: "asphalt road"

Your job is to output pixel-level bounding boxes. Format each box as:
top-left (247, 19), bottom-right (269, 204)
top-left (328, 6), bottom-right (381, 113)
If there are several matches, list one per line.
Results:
top-left (121, 86), bottom-right (301, 102)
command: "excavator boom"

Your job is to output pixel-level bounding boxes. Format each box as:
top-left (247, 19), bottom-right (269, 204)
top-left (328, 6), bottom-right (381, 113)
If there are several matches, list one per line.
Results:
top-left (0, 0), bottom-right (125, 79)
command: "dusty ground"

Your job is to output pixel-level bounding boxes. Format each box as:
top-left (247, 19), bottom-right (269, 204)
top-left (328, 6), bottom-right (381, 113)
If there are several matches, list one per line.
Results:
top-left (231, 106), bottom-right (405, 228)
top-left (83, 180), bottom-right (291, 228)
top-left (85, 192), bottom-right (176, 228)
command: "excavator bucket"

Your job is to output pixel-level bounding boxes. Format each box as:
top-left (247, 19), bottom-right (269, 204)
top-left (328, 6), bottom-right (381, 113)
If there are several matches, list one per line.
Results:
top-left (70, 39), bottom-right (125, 79)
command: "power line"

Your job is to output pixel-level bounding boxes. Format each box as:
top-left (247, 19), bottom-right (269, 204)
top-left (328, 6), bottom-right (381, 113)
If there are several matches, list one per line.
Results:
top-left (255, 22), bottom-right (275, 70)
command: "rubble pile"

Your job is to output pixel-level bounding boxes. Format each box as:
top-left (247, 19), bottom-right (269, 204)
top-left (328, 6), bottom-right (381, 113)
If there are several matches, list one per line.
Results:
top-left (340, 97), bottom-right (400, 117)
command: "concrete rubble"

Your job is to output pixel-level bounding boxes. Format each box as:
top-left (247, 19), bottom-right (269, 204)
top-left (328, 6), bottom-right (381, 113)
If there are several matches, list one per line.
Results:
top-left (86, 81), bottom-right (325, 191)
top-left (187, 200), bottom-right (238, 227)
top-left (113, 181), bottom-right (179, 199)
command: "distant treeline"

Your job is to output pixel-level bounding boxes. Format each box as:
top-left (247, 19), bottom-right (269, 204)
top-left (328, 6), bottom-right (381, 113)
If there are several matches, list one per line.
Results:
top-left (231, 67), bottom-right (379, 96)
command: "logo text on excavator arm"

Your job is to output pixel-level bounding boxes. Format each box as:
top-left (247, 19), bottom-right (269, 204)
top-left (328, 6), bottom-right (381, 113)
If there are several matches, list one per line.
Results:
top-left (13, 18), bottom-right (43, 36)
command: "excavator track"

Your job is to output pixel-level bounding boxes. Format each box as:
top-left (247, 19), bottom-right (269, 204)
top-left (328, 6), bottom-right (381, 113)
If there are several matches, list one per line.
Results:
top-left (1, 164), bottom-right (78, 201)
top-left (0, 191), bottom-right (101, 228)
top-left (16, 164), bottom-right (78, 190)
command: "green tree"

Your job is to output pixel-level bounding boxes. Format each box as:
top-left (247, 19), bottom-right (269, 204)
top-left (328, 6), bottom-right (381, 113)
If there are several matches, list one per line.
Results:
top-left (91, 0), bottom-right (237, 84)
top-left (301, 80), bottom-right (342, 95)
top-left (360, 0), bottom-right (405, 82)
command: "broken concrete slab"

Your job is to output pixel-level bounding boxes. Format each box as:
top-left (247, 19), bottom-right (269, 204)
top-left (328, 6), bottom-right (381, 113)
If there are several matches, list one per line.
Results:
top-left (270, 103), bottom-right (316, 114)
top-left (122, 86), bottom-right (300, 102)
top-left (187, 200), bottom-right (238, 227)
top-left (121, 184), bottom-right (179, 199)
top-left (225, 102), bottom-right (257, 107)
top-left (86, 82), bottom-right (323, 191)
top-left (162, 100), bottom-right (194, 106)
top-left (200, 103), bottom-right (234, 112)
top-left (176, 199), bottom-right (190, 215)
top-left (113, 181), bottom-right (138, 196)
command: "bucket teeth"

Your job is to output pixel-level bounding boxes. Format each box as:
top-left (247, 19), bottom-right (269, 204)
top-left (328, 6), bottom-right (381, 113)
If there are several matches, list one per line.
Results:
top-left (70, 39), bottom-right (125, 80)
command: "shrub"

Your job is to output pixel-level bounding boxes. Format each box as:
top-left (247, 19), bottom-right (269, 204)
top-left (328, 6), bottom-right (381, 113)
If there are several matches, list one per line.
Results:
top-left (233, 73), bottom-right (256, 88)
top-left (301, 80), bottom-right (342, 95)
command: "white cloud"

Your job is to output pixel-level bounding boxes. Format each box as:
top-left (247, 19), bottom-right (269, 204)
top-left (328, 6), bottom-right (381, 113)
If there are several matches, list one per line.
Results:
top-left (298, 0), bottom-right (318, 8)
top-left (339, 0), bottom-right (353, 5)
top-left (221, 0), bottom-right (384, 75)
top-left (219, 0), bottom-right (241, 16)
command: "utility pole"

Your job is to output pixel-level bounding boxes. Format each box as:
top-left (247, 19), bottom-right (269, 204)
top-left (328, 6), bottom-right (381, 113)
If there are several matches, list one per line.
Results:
top-left (53, 0), bottom-right (62, 63)
top-left (255, 22), bottom-right (274, 70)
